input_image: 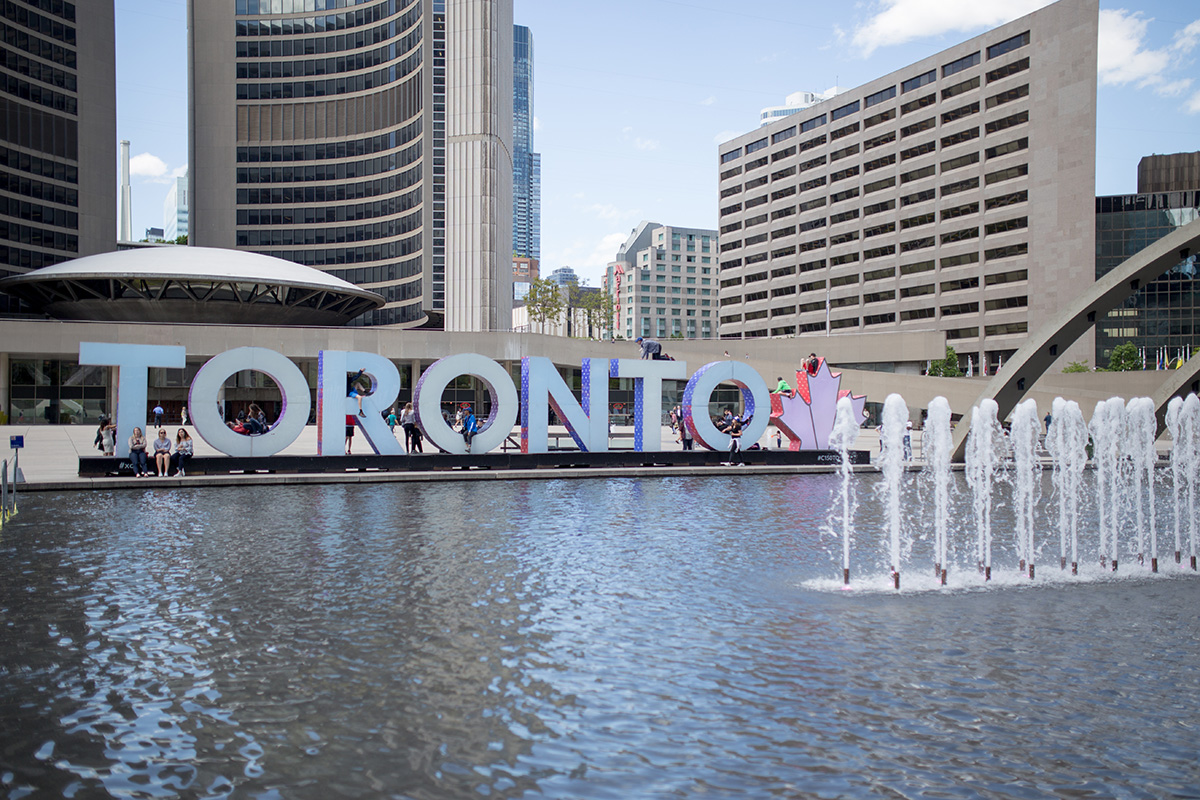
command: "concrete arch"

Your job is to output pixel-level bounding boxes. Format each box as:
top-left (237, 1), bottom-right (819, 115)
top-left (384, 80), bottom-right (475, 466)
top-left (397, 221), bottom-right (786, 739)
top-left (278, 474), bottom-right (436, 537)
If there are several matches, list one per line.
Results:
top-left (951, 216), bottom-right (1200, 460)
top-left (1152, 350), bottom-right (1200, 436)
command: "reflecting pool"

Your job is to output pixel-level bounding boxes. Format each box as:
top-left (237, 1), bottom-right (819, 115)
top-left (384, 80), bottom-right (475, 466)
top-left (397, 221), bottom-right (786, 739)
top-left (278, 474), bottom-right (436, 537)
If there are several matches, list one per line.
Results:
top-left (2, 475), bottom-right (1199, 798)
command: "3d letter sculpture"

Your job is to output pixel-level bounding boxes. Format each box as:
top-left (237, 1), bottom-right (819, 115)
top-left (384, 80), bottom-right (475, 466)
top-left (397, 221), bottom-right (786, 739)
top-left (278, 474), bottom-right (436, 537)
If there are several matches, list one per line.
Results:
top-left (521, 357), bottom-right (609, 453)
top-left (414, 353), bottom-right (518, 455)
top-left (682, 361), bottom-right (771, 451)
top-left (609, 358), bottom-right (687, 451)
top-left (80, 342), bottom-right (186, 457)
top-left (189, 347), bottom-right (311, 457)
top-left (770, 358), bottom-right (867, 450)
top-left (317, 350), bottom-right (403, 456)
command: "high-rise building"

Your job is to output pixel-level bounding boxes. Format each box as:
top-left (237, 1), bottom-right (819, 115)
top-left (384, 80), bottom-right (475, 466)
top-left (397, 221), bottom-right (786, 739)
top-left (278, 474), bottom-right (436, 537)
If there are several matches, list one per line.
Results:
top-left (1096, 156), bottom-right (1199, 367)
top-left (716, 0), bottom-right (1098, 373)
top-left (759, 89), bottom-right (840, 128)
top-left (512, 24), bottom-right (540, 261)
top-left (189, 0), bottom-right (513, 330)
top-left (1137, 152), bottom-right (1200, 195)
top-left (164, 174), bottom-right (188, 241)
top-left (606, 221), bottom-right (718, 340)
top-left (0, 0), bottom-right (116, 313)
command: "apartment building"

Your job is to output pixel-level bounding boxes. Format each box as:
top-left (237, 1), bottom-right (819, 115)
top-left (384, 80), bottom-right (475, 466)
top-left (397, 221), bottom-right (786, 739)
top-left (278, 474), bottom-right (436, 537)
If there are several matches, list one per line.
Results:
top-left (715, 0), bottom-right (1098, 373)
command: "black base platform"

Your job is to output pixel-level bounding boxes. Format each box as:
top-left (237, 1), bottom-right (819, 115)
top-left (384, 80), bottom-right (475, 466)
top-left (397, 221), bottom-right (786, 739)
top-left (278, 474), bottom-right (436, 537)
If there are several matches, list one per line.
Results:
top-left (79, 448), bottom-right (869, 477)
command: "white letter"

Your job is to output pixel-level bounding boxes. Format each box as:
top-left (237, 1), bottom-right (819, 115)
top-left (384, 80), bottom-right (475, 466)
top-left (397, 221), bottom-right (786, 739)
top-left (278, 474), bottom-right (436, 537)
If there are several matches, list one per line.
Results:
top-left (414, 354), bottom-right (518, 455)
top-left (683, 361), bottom-right (771, 451)
top-left (79, 342), bottom-right (185, 457)
top-left (317, 351), bottom-right (403, 455)
top-left (188, 347), bottom-right (310, 457)
top-left (521, 357), bottom-right (609, 453)
top-left (608, 358), bottom-right (686, 451)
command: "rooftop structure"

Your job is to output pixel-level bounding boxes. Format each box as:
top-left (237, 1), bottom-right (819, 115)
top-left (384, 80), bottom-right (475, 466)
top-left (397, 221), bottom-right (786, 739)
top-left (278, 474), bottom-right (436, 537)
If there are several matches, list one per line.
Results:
top-left (0, 246), bottom-right (384, 326)
top-left (759, 89), bottom-right (841, 128)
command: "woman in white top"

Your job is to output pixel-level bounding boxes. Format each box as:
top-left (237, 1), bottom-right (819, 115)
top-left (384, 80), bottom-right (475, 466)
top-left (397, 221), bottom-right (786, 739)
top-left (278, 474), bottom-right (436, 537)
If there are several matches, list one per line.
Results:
top-left (400, 402), bottom-right (417, 453)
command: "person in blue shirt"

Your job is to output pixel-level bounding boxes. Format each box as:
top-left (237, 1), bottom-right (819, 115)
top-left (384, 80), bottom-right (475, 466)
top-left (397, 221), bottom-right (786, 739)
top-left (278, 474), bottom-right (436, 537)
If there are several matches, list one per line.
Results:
top-left (461, 404), bottom-right (479, 453)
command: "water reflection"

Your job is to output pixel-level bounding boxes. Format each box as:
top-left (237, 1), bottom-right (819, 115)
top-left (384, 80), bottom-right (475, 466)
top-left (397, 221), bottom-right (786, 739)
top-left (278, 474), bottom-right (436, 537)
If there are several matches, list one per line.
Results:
top-left (1, 476), bottom-right (1198, 798)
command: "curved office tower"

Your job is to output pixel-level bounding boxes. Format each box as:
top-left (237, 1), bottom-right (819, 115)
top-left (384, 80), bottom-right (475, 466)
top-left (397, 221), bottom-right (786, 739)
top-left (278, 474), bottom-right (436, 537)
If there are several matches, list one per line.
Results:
top-left (189, 0), bottom-right (512, 331)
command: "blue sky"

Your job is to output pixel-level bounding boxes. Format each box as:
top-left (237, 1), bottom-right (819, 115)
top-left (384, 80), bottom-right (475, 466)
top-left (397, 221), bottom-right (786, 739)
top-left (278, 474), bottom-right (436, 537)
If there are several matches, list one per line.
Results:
top-left (116, 0), bottom-right (1199, 287)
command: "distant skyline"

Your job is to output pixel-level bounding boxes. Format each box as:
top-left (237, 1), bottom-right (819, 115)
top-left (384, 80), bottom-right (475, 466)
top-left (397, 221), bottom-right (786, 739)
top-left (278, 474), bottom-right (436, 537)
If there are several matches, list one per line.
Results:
top-left (116, 0), bottom-right (1200, 289)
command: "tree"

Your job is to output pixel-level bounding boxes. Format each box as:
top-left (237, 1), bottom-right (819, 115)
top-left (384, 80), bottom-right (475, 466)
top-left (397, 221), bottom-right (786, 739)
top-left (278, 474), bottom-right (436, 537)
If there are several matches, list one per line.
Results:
top-left (576, 287), bottom-right (614, 340)
top-left (524, 278), bottom-right (564, 334)
top-left (1103, 341), bottom-right (1142, 371)
top-left (926, 346), bottom-right (964, 377)
top-left (173, 234), bottom-right (188, 245)
top-left (1062, 360), bottom-right (1090, 373)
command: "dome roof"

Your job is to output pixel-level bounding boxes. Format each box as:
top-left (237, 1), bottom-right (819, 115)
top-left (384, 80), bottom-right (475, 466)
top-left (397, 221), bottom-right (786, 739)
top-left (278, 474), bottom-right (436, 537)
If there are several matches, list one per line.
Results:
top-left (0, 246), bottom-right (386, 326)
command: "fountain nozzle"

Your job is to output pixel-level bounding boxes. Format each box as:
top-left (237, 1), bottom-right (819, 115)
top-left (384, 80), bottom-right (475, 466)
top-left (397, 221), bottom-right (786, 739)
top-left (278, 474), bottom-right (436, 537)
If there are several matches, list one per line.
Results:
top-left (984, 565), bottom-right (991, 582)
top-left (1071, 562), bottom-right (1078, 576)
top-left (1152, 557), bottom-right (1158, 573)
top-left (892, 569), bottom-right (900, 590)
top-left (940, 568), bottom-right (947, 586)
top-left (1112, 560), bottom-right (1119, 572)
top-left (1191, 555), bottom-right (1197, 571)
top-left (1176, 551), bottom-right (1182, 564)
top-left (1060, 556), bottom-right (1066, 570)
top-left (843, 568), bottom-right (850, 585)
top-left (1028, 563), bottom-right (1035, 579)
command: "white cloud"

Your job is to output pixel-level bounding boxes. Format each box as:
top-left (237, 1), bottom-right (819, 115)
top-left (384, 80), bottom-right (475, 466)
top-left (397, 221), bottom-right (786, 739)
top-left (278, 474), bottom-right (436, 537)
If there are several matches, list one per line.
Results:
top-left (589, 203), bottom-right (637, 222)
top-left (129, 152), bottom-right (167, 178)
top-left (700, 95), bottom-right (716, 106)
top-left (632, 137), bottom-right (660, 151)
top-left (533, 115), bottom-right (542, 132)
top-left (1187, 89), bottom-right (1200, 115)
top-left (1098, 10), bottom-right (1200, 109)
top-left (713, 129), bottom-right (743, 145)
top-left (850, 0), bottom-right (1053, 57)
top-left (129, 152), bottom-right (187, 184)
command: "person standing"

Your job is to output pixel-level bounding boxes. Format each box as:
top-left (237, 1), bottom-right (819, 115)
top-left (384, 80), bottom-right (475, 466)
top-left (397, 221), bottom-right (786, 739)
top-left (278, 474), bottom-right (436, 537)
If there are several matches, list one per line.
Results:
top-left (679, 419), bottom-right (693, 451)
top-left (152, 403), bottom-right (164, 427)
top-left (461, 404), bottom-right (479, 453)
top-left (903, 420), bottom-right (913, 461)
top-left (128, 427), bottom-right (149, 477)
top-left (181, 406), bottom-right (189, 426)
top-left (726, 418), bottom-right (743, 465)
top-left (345, 414), bottom-right (356, 454)
top-left (99, 417), bottom-right (116, 456)
top-left (399, 402), bottom-right (417, 453)
top-left (1044, 411), bottom-right (1052, 433)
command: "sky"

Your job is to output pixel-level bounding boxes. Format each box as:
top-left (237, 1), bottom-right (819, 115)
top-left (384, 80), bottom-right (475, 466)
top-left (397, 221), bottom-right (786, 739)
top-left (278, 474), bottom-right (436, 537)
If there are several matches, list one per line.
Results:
top-left (116, 0), bottom-right (1200, 287)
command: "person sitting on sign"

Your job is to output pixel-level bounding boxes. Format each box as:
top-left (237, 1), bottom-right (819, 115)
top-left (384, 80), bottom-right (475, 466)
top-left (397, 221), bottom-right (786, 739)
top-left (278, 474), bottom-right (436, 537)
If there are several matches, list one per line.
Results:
top-left (171, 429), bottom-right (194, 477)
top-left (805, 353), bottom-right (820, 376)
top-left (776, 376), bottom-right (793, 395)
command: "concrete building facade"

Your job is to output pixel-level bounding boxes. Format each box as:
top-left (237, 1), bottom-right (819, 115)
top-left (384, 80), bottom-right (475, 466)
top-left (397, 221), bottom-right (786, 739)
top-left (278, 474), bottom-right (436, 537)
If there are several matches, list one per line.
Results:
top-left (512, 253), bottom-right (536, 300)
top-left (0, 0), bottom-right (116, 314)
top-left (1138, 152), bottom-right (1200, 194)
top-left (189, 0), bottom-right (513, 331)
top-left (606, 221), bottom-right (718, 340)
top-left (716, 0), bottom-right (1098, 374)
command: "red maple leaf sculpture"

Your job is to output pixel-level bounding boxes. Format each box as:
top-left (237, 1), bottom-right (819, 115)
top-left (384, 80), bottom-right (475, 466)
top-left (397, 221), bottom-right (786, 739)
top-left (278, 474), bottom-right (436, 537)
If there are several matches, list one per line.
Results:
top-left (769, 358), bottom-right (867, 450)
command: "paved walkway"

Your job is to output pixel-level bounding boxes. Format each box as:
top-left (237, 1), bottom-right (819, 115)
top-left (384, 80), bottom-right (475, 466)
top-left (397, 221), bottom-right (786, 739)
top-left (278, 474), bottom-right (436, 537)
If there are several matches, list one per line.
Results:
top-left (0, 423), bottom-right (883, 492)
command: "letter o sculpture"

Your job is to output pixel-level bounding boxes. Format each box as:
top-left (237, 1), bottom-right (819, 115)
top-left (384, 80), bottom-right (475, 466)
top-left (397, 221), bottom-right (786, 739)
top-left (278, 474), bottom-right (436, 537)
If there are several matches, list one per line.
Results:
top-left (683, 360), bottom-right (771, 451)
top-left (414, 353), bottom-right (518, 455)
top-left (188, 347), bottom-right (311, 457)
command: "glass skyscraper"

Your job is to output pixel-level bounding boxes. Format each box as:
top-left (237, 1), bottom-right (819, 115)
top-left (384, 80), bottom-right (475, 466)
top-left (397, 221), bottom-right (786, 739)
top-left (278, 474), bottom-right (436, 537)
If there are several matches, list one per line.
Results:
top-left (1095, 190), bottom-right (1200, 367)
top-left (512, 24), bottom-right (539, 260)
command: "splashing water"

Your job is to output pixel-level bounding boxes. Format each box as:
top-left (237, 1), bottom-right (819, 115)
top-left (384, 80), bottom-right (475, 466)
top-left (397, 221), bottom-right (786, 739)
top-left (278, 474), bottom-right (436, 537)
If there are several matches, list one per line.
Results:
top-left (1166, 397), bottom-right (1185, 564)
top-left (926, 397), bottom-right (953, 583)
top-left (1045, 398), bottom-right (1088, 572)
top-left (880, 394), bottom-right (909, 587)
top-left (1125, 398), bottom-right (1158, 568)
top-left (1181, 395), bottom-right (1200, 566)
top-left (965, 399), bottom-right (1003, 578)
top-left (1010, 399), bottom-right (1041, 576)
top-left (1090, 398), bottom-right (1126, 570)
top-left (830, 396), bottom-right (861, 584)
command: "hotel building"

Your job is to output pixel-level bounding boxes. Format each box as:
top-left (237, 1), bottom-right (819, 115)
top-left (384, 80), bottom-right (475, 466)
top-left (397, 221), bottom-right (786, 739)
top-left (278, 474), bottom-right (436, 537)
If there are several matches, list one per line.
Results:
top-left (0, 0), bottom-right (116, 314)
top-left (189, 0), bottom-right (513, 331)
top-left (716, 0), bottom-right (1098, 373)
top-left (606, 221), bottom-right (718, 340)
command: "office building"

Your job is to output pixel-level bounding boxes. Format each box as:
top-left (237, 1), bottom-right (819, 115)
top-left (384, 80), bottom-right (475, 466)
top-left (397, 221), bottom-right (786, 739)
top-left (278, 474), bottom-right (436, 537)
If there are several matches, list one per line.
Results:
top-left (512, 24), bottom-right (540, 260)
top-left (512, 254), bottom-right (537, 300)
top-left (1138, 152), bottom-right (1200, 195)
top-left (189, 0), bottom-right (513, 331)
top-left (547, 265), bottom-right (578, 287)
top-left (164, 173), bottom-right (188, 241)
top-left (1096, 154), bottom-right (1199, 367)
top-left (0, 0), bottom-right (117, 314)
top-left (606, 221), bottom-right (718, 340)
top-left (717, 0), bottom-right (1098, 373)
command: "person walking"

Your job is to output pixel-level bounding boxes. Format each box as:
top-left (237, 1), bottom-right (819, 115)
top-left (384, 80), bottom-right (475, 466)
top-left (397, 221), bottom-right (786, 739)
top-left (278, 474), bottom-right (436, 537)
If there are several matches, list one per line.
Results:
top-left (726, 418), bottom-right (743, 465)
top-left (386, 407), bottom-right (399, 433)
top-left (679, 419), bottom-right (693, 451)
top-left (128, 427), bottom-right (149, 477)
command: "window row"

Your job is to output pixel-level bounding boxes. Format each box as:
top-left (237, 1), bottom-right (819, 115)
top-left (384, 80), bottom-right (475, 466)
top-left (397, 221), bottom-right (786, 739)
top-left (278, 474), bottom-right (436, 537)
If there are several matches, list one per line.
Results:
top-left (0, 146), bottom-right (75, 182)
top-left (1, 1), bottom-right (75, 47)
top-left (0, 194), bottom-right (76, 228)
top-left (237, 30), bottom-right (418, 80)
top-left (236, 0), bottom-right (409, 36)
top-left (235, 55), bottom-right (417, 99)
top-left (235, 190), bottom-right (420, 225)
top-left (0, 242), bottom-right (68, 270)
top-left (0, 20), bottom-right (77, 69)
top-left (248, 233), bottom-right (423, 267)
top-left (1, 44), bottom-right (76, 92)
top-left (236, 210), bottom-right (420, 245)
top-left (0, 168), bottom-right (77, 206)
top-left (236, 120), bottom-right (421, 163)
top-left (0, 72), bottom-right (76, 115)
top-left (0, 218), bottom-right (76, 251)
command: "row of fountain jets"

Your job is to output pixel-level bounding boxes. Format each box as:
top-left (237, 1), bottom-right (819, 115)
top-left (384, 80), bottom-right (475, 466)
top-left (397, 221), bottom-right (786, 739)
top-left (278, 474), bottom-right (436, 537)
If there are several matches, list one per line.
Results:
top-left (828, 393), bottom-right (1200, 589)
